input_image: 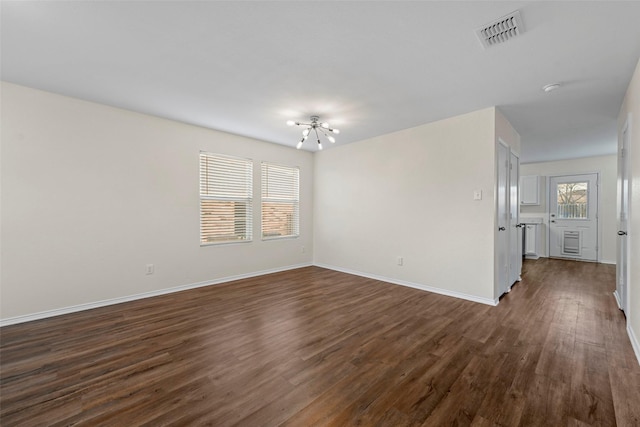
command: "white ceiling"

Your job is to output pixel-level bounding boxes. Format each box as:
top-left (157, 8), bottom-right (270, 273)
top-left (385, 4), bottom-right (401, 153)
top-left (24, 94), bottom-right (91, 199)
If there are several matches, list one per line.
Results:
top-left (2, 1), bottom-right (640, 163)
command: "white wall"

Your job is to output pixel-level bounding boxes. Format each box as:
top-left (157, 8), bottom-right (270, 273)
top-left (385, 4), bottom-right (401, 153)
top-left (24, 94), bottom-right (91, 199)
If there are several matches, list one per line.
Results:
top-left (495, 109), bottom-right (521, 156)
top-left (314, 107), bottom-right (516, 304)
top-left (0, 82), bottom-right (314, 322)
top-left (520, 155), bottom-right (618, 264)
top-left (618, 58), bottom-right (640, 361)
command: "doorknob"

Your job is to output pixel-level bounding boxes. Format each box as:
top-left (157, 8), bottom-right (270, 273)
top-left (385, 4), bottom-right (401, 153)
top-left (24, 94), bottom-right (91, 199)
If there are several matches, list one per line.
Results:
top-left (499, 227), bottom-right (506, 231)
top-left (618, 230), bottom-right (628, 236)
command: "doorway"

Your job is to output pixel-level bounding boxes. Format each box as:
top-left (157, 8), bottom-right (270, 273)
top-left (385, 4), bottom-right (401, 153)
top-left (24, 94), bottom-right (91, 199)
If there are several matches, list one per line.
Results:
top-left (548, 173), bottom-right (599, 261)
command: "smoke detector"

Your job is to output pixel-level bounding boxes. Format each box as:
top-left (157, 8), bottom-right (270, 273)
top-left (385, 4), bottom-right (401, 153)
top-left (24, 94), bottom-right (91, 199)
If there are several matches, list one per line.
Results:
top-left (476, 10), bottom-right (524, 49)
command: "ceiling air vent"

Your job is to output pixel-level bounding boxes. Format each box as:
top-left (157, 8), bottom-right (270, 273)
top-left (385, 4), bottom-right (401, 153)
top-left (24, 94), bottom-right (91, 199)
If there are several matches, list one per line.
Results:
top-left (476, 10), bottom-right (524, 49)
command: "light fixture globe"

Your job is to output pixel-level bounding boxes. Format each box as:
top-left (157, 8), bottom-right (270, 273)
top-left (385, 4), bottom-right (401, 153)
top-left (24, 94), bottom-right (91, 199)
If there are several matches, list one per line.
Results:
top-left (286, 116), bottom-right (339, 150)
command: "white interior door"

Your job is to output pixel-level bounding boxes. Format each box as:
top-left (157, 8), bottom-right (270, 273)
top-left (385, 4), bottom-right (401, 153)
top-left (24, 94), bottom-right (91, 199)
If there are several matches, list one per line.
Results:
top-left (509, 151), bottom-right (522, 284)
top-left (548, 174), bottom-right (598, 261)
top-left (497, 141), bottom-right (510, 295)
top-left (616, 118), bottom-right (630, 313)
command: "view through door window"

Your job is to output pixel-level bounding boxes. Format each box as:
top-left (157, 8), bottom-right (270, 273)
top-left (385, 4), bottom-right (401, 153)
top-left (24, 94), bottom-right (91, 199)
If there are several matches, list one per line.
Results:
top-left (556, 182), bottom-right (588, 219)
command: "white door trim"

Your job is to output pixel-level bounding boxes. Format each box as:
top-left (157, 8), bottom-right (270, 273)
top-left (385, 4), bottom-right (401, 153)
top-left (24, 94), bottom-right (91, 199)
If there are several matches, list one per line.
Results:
top-left (509, 149), bottom-right (522, 284)
top-left (615, 114), bottom-right (631, 314)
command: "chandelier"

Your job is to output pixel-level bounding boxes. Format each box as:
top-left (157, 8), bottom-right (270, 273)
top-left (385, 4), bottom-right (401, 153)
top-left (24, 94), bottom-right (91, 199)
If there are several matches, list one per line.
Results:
top-left (286, 116), bottom-right (340, 150)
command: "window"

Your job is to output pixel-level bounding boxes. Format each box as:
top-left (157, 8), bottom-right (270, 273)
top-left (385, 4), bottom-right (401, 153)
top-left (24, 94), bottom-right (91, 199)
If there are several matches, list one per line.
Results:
top-left (556, 181), bottom-right (588, 219)
top-left (200, 152), bottom-right (253, 245)
top-left (261, 162), bottom-right (299, 239)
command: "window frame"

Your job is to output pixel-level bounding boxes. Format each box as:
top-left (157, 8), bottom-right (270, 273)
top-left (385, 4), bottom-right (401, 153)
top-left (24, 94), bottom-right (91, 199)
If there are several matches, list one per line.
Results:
top-left (261, 162), bottom-right (300, 240)
top-left (199, 151), bottom-right (253, 246)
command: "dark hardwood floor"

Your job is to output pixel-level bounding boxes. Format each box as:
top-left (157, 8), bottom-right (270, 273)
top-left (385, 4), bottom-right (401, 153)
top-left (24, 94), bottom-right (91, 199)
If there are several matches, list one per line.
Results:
top-left (1, 258), bottom-right (639, 426)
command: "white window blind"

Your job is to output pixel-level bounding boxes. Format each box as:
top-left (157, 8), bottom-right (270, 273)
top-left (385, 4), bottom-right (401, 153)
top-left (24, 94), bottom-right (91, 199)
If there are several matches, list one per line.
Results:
top-left (200, 152), bottom-right (253, 245)
top-left (261, 162), bottom-right (299, 239)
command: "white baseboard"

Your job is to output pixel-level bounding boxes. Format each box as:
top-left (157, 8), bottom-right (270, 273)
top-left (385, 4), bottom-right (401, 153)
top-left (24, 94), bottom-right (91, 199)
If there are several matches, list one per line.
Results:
top-left (0, 263), bottom-right (313, 327)
top-left (538, 255), bottom-right (615, 265)
top-left (314, 263), bottom-right (498, 306)
top-left (4, 261), bottom-right (631, 364)
top-left (610, 292), bottom-right (638, 365)
top-left (628, 324), bottom-right (640, 366)
top-left (613, 291), bottom-right (622, 310)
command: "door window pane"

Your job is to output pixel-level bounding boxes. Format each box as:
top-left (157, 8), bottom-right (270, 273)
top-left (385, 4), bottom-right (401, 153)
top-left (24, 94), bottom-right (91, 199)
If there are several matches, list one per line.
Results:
top-left (557, 182), bottom-right (588, 219)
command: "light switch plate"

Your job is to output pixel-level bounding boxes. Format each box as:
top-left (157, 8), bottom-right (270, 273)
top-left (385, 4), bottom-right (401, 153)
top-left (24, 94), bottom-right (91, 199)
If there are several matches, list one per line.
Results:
top-left (473, 190), bottom-right (482, 200)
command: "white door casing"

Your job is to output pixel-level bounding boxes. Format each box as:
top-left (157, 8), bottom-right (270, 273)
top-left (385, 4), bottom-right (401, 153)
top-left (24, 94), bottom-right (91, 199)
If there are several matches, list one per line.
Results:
top-left (548, 173), bottom-right (599, 261)
top-left (616, 116), bottom-right (631, 313)
top-left (496, 141), bottom-right (510, 296)
top-left (509, 151), bottom-right (522, 284)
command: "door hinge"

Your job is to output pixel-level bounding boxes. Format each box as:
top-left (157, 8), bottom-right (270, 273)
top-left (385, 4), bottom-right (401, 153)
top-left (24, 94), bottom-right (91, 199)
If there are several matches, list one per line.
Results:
top-left (621, 148), bottom-right (626, 158)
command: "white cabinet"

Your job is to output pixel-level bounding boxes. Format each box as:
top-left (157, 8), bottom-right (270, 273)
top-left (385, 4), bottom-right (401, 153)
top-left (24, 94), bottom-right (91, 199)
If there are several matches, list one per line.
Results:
top-left (520, 175), bottom-right (540, 205)
top-left (525, 225), bottom-right (538, 257)
top-left (522, 218), bottom-right (543, 259)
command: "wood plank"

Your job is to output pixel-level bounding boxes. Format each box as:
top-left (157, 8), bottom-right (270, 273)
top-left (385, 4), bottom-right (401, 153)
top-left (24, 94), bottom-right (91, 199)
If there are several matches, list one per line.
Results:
top-left (0, 259), bottom-right (638, 426)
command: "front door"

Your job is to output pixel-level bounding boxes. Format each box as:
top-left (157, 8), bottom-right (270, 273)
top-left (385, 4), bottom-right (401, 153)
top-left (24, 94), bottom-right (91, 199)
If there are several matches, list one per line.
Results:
top-left (548, 174), bottom-right (598, 261)
top-left (616, 119), bottom-right (630, 313)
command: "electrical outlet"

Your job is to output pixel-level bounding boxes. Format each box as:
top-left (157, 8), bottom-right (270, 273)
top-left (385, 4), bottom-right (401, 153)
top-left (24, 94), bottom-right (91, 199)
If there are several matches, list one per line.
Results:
top-left (397, 257), bottom-right (403, 266)
top-left (145, 264), bottom-right (154, 275)
top-left (301, 246), bottom-right (305, 254)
